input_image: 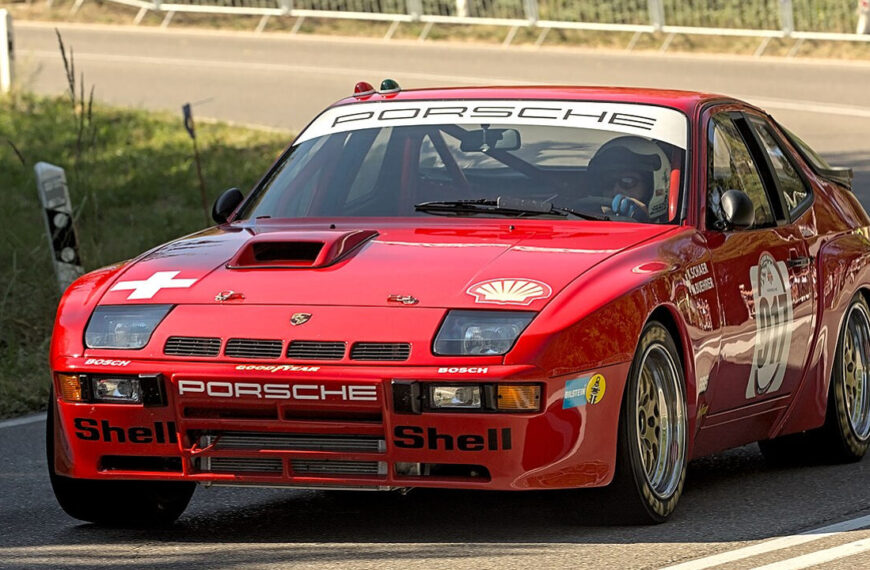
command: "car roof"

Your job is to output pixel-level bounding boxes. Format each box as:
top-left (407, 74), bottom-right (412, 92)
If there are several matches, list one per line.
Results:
top-left (330, 86), bottom-right (744, 115)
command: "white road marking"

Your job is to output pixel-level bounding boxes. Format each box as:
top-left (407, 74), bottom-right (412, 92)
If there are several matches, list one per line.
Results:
top-left (24, 50), bottom-right (870, 120)
top-left (661, 514), bottom-right (870, 570)
top-left (0, 413), bottom-right (46, 429)
top-left (749, 537), bottom-right (870, 570)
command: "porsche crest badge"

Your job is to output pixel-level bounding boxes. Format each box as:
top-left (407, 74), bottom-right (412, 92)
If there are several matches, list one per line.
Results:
top-left (290, 313), bottom-right (312, 326)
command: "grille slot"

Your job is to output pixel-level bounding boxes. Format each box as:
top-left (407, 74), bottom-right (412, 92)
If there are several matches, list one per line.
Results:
top-left (212, 433), bottom-right (386, 453)
top-left (291, 460), bottom-right (386, 476)
top-left (225, 338), bottom-right (283, 359)
top-left (205, 457), bottom-right (283, 473)
top-left (164, 336), bottom-right (221, 357)
top-left (350, 342), bottom-right (411, 361)
top-left (286, 341), bottom-right (346, 360)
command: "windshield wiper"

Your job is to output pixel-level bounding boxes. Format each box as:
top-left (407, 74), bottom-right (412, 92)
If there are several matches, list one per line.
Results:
top-left (414, 197), bottom-right (608, 221)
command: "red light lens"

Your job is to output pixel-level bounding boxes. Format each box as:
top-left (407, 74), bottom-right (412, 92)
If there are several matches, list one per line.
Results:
top-left (353, 82), bottom-right (375, 97)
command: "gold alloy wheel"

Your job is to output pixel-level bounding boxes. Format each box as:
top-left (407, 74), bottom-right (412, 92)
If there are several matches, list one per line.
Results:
top-left (843, 302), bottom-right (870, 441)
top-left (635, 343), bottom-right (686, 499)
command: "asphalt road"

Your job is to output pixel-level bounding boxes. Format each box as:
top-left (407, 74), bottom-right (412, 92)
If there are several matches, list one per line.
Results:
top-left (1, 415), bottom-right (869, 569)
top-left (4, 21), bottom-right (870, 569)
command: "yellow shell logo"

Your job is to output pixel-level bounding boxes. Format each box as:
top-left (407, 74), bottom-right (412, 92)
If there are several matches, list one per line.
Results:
top-left (467, 278), bottom-right (553, 305)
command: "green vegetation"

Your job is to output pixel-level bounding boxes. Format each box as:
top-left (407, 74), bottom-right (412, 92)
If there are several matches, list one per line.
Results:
top-left (0, 91), bottom-right (289, 418)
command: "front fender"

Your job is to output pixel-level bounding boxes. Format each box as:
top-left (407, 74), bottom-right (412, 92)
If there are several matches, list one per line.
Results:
top-left (50, 263), bottom-right (128, 364)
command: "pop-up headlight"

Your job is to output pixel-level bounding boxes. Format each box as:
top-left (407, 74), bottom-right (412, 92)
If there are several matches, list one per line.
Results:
top-left (433, 310), bottom-right (535, 356)
top-left (84, 305), bottom-right (173, 349)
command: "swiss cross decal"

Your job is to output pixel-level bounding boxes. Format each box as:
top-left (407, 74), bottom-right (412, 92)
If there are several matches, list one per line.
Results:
top-left (110, 271), bottom-right (197, 300)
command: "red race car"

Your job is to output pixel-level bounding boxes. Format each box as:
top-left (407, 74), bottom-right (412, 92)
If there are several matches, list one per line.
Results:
top-left (47, 84), bottom-right (870, 525)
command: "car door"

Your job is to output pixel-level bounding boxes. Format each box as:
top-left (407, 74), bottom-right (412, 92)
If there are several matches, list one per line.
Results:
top-left (702, 109), bottom-right (816, 416)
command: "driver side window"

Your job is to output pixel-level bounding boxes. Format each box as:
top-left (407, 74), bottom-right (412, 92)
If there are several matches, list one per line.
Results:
top-left (707, 114), bottom-right (775, 230)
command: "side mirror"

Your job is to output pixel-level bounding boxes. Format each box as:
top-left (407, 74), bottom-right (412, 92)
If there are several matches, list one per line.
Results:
top-left (212, 187), bottom-right (244, 224)
top-left (720, 189), bottom-right (755, 230)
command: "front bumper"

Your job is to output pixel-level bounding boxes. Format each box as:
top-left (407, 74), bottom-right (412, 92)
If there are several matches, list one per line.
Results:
top-left (51, 359), bottom-right (629, 491)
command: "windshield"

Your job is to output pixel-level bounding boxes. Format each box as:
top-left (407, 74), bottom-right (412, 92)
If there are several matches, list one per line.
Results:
top-left (240, 100), bottom-right (689, 224)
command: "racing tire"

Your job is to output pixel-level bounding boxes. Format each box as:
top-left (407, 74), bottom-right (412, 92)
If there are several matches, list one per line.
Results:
top-left (46, 389), bottom-right (195, 526)
top-left (604, 322), bottom-right (688, 524)
top-left (759, 293), bottom-right (870, 465)
top-left (815, 293), bottom-right (870, 462)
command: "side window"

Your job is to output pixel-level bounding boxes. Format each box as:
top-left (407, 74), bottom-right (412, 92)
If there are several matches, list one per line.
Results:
top-left (746, 116), bottom-right (811, 215)
top-left (707, 114), bottom-right (776, 229)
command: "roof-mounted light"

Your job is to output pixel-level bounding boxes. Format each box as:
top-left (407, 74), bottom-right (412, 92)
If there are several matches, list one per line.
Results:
top-left (379, 79), bottom-right (401, 94)
top-left (353, 81), bottom-right (375, 98)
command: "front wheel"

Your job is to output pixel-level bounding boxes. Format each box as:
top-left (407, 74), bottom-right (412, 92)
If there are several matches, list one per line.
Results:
top-left (47, 390), bottom-right (195, 526)
top-left (606, 322), bottom-right (688, 524)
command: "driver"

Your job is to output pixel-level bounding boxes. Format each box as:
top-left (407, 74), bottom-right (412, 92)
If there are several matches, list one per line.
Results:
top-left (587, 140), bottom-right (663, 220)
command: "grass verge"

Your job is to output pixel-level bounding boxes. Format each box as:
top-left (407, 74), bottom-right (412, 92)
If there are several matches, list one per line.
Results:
top-left (0, 91), bottom-right (290, 418)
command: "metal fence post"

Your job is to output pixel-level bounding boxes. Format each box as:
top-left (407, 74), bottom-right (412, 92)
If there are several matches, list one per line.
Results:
top-left (406, 0), bottom-right (421, 21)
top-left (278, 0), bottom-right (292, 16)
top-left (859, 1), bottom-right (870, 35)
top-left (779, 0), bottom-right (794, 36)
top-left (647, 0), bottom-right (664, 31)
top-left (523, 0), bottom-right (538, 26)
top-left (0, 9), bottom-right (12, 94)
top-left (455, 0), bottom-right (467, 19)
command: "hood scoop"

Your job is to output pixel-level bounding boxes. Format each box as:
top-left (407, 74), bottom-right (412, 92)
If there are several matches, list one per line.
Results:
top-left (227, 230), bottom-right (378, 269)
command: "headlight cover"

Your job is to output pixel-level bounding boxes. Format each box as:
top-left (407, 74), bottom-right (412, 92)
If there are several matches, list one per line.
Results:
top-left (433, 310), bottom-right (535, 356)
top-left (84, 305), bottom-right (173, 349)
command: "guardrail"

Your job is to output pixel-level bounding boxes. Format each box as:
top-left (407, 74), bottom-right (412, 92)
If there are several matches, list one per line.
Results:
top-left (75, 0), bottom-right (870, 53)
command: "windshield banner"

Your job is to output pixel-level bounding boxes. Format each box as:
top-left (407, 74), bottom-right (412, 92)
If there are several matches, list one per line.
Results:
top-left (295, 100), bottom-right (688, 149)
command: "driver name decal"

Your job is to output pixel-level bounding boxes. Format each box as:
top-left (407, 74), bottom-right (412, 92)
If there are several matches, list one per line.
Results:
top-left (747, 253), bottom-right (794, 398)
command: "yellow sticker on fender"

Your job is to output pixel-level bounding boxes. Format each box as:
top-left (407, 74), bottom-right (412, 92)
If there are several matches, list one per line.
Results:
top-left (586, 374), bottom-right (606, 404)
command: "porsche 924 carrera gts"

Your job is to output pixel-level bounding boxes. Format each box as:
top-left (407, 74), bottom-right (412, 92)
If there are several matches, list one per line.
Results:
top-left (47, 84), bottom-right (870, 524)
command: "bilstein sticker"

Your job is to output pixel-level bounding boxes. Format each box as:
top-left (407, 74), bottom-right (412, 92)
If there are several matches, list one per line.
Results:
top-left (563, 374), bottom-right (606, 409)
top-left (747, 253), bottom-right (793, 398)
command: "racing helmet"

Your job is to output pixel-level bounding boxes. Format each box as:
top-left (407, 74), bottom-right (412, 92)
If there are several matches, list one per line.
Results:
top-left (587, 136), bottom-right (672, 220)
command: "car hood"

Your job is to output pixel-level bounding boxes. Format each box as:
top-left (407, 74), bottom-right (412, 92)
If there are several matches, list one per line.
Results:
top-left (98, 219), bottom-right (673, 309)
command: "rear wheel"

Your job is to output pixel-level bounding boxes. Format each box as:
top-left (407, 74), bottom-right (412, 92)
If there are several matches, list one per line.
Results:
top-left (759, 293), bottom-right (870, 464)
top-left (46, 390), bottom-right (195, 526)
top-left (819, 293), bottom-right (870, 461)
top-left (605, 322), bottom-right (688, 524)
